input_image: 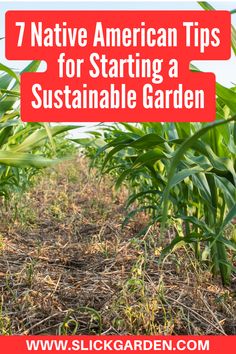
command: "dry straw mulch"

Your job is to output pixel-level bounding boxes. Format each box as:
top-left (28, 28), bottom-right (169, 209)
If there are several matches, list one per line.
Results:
top-left (0, 158), bottom-right (235, 335)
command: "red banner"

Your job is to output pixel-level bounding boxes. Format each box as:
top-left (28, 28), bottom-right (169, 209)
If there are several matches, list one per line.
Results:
top-left (6, 11), bottom-right (231, 122)
top-left (0, 335), bottom-right (236, 354)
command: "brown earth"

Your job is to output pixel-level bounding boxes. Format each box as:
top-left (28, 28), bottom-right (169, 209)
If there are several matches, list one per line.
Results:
top-left (0, 158), bottom-right (235, 335)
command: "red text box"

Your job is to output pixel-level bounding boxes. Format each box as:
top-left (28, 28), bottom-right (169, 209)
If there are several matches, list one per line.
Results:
top-left (5, 11), bottom-right (231, 122)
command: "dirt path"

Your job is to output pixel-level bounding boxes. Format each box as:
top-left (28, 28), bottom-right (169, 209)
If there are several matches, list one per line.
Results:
top-left (0, 159), bottom-right (235, 335)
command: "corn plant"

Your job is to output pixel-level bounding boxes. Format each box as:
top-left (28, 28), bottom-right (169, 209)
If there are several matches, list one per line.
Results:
top-left (0, 60), bottom-right (76, 198)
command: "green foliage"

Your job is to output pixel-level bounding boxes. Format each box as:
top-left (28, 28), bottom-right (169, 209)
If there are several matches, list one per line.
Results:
top-left (75, 6), bottom-right (236, 285)
top-left (0, 61), bottom-right (77, 198)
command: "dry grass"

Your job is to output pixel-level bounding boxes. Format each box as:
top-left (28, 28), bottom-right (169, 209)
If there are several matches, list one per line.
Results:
top-left (0, 158), bottom-right (235, 335)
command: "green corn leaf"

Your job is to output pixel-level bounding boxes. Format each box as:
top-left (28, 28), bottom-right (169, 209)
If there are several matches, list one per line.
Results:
top-left (0, 63), bottom-right (20, 83)
top-left (216, 83), bottom-right (236, 113)
top-left (198, 2), bottom-right (215, 11)
top-left (11, 125), bottom-right (78, 152)
top-left (132, 149), bottom-right (166, 168)
top-left (20, 60), bottom-right (41, 74)
top-left (169, 166), bottom-right (204, 188)
top-left (218, 236), bottom-right (236, 252)
top-left (221, 204), bottom-right (236, 231)
top-left (126, 189), bottom-right (161, 208)
top-left (161, 115), bottom-right (236, 237)
top-left (129, 134), bottom-right (166, 149)
top-left (0, 151), bottom-right (58, 168)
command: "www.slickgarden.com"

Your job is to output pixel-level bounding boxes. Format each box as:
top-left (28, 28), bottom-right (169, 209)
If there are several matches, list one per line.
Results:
top-left (1, 335), bottom-right (236, 353)
top-left (25, 338), bottom-right (210, 352)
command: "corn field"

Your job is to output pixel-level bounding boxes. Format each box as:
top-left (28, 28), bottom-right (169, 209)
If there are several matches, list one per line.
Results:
top-left (74, 3), bottom-right (236, 286)
top-left (0, 2), bottom-right (235, 286)
top-left (0, 2), bottom-right (236, 335)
